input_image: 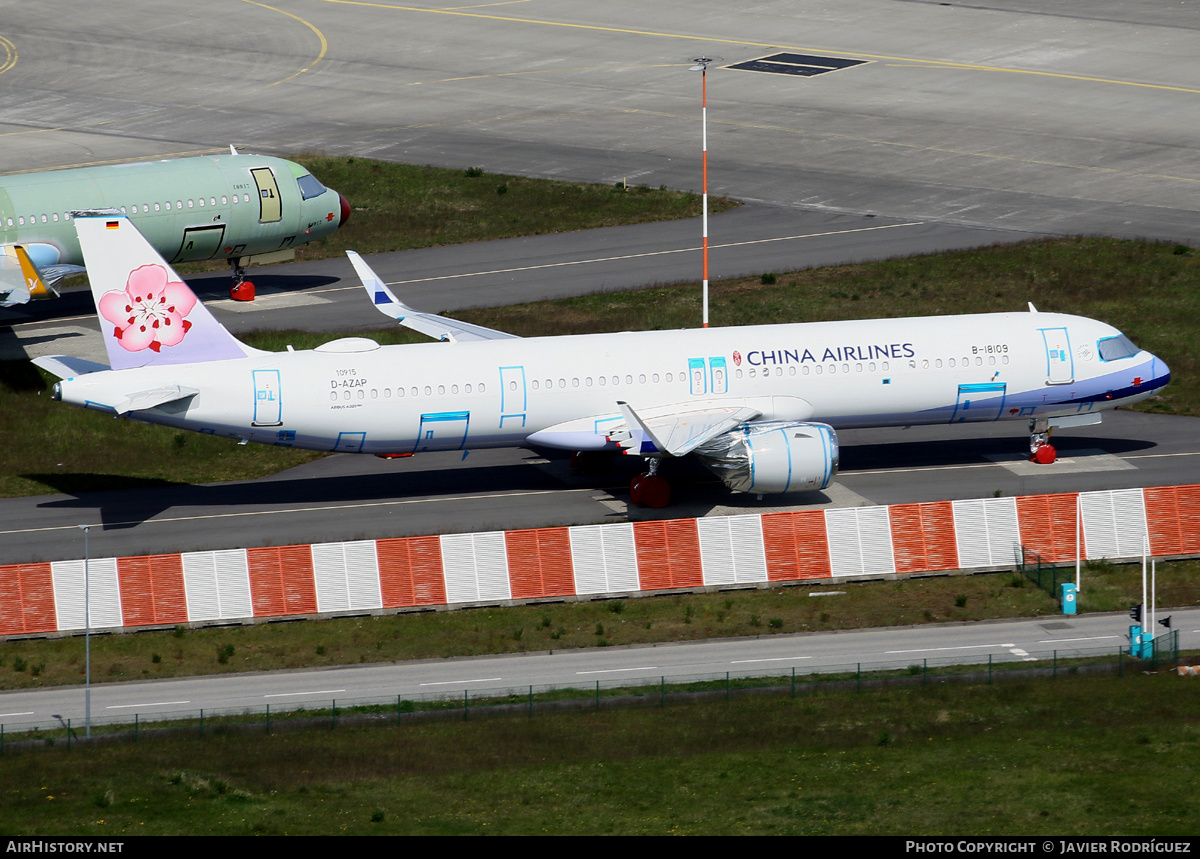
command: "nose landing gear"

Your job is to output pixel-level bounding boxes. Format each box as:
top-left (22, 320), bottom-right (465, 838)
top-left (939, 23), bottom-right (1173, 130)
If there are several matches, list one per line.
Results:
top-left (1029, 420), bottom-right (1056, 464)
top-left (229, 261), bottom-right (255, 301)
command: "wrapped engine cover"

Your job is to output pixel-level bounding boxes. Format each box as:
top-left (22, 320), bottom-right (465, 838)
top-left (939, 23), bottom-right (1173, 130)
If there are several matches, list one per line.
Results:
top-left (693, 421), bottom-right (838, 494)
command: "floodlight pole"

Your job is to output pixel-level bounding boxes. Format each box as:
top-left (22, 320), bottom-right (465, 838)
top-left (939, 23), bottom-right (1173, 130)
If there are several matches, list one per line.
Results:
top-left (691, 57), bottom-right (713, 328)
top-left (79, 524), bottom-right (91, 739)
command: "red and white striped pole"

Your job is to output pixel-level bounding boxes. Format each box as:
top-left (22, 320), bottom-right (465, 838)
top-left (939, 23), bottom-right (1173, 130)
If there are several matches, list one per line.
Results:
top-left (691, 57), bottom-right (713, 327)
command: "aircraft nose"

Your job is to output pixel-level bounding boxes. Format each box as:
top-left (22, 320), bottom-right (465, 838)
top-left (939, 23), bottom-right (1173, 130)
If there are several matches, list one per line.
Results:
top-left (1155, 355), bottom-right (1171, 388)
top-left (338, 193), bottom-right (351, 227)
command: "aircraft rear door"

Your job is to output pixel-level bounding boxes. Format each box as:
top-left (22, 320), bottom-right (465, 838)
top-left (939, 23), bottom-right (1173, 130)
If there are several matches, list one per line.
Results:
top-left (251, 167), bottom-right (282, 223)
top-left (252, 369), bottom-right (282, 426)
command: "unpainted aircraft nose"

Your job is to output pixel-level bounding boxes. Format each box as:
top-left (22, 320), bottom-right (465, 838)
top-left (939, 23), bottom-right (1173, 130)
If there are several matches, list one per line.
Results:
top-left (338, 193), bottom-right (351, 227)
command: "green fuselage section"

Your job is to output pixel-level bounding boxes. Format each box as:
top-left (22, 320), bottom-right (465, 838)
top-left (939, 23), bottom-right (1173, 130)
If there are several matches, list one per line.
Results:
top-left (0, 154), bottom-right (345, 268)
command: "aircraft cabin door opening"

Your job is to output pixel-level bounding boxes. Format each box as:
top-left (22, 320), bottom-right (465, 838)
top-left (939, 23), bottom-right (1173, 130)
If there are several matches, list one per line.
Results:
top-left (252, 369), bottom-right (282, 427)
top-left (499, 366), bottom-right (527, 428)
top-left (1042, 327), bottom-right (1074, 384)
top-left (251, 167), bottom-right (282, 223)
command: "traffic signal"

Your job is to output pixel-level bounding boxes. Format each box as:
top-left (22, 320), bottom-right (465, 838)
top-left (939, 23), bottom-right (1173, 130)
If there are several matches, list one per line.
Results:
top-left (1159, 616), bottom-right (1172, 630)
top-left (1129, 604), bottom-right (1143, 623)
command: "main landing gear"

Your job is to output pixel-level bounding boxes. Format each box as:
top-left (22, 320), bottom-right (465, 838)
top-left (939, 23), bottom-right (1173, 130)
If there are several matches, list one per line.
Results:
top-left (1029, 419), bottom-right (1057, 464)
top-left (229, 261), bottom-right (255, 301)
top-left (629, 456), bottom-right (671, 508)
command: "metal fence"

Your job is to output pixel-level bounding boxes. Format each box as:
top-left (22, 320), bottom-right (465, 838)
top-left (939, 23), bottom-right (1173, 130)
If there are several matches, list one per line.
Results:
top-left (1019, 548), bottom-right (1075, 599)
top-left (0, 634), bottom-right (1188, 752)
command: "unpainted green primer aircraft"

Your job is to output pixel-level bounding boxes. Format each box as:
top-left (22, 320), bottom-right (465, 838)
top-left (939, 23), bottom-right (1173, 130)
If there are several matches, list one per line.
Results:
top-left (0, 150), bottom-right (349, 306)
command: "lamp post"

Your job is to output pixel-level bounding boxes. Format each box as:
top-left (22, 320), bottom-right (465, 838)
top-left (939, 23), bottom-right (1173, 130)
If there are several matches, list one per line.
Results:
top-left (79, 524), bottom-right (91, 739)
top-left (690, 57), bottom-right (715, 327)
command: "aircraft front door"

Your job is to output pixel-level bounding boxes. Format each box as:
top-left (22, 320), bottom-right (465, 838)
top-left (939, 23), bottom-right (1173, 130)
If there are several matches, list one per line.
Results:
top-left (251, 167), bottom-right (282, 223)
top-left (1042, 327), bottom-right (1074, 384)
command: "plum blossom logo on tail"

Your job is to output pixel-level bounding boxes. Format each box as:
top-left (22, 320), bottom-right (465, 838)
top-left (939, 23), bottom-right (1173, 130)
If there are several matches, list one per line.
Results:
top-left (98, 264), bottom-right (196, 353)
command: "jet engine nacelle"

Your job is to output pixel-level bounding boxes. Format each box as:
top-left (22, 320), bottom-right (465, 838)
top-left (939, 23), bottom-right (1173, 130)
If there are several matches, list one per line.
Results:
top-left (693, 421), bottom-right (839, 494)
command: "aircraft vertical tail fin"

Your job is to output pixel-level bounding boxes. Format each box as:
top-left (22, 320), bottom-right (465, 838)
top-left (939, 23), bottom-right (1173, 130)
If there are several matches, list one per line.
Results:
top-left (73, 214), bottom-right (253, 370)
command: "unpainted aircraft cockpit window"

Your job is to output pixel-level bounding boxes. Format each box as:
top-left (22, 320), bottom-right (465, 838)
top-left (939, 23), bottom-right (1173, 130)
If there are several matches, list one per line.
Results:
top-left (1098, 335), bottom-right (1140, 362)
top-left (297, 174), bottom-right (327, 200)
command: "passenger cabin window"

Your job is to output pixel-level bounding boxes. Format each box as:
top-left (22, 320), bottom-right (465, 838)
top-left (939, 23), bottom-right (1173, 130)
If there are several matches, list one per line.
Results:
top-left (297, 173), bottom-right (327, 200)
top-left (1098, 335), bottom-right (1139, 362)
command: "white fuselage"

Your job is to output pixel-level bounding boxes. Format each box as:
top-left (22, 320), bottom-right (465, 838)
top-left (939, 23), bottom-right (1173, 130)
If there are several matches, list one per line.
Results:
top-left (55, 311), bottom-right (1169, 457)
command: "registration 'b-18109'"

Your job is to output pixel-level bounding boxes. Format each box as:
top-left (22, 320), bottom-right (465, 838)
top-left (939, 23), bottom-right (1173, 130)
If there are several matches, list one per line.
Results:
top-left (34, 216), bottom-right (1169, 508)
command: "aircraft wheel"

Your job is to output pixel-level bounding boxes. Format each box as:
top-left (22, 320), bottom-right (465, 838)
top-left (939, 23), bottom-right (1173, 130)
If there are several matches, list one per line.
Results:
top-left (1031, 443), bottom-right (1057, 464)
top-left (630, 473), bottom-right (671, 508)
top-left (230, 280), bottom-right (256, 301)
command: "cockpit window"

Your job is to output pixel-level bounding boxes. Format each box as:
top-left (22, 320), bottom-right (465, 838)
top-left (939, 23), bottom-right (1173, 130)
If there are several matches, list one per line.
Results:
top-left (1098, 335), bottom-right (1140, 362)
top-left (296, 173), bottom-right (327, 200)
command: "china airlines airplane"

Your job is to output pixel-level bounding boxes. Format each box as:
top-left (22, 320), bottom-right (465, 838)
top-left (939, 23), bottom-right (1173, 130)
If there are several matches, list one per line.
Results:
top-left (34, 215), bottom-right (1169, 507)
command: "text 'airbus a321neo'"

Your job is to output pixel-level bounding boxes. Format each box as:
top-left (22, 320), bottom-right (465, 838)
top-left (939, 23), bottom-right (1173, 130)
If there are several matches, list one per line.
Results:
top-left (35, 216), bottom-right (1169, 508)
top-left (0, 150), bottom-right (349, 306)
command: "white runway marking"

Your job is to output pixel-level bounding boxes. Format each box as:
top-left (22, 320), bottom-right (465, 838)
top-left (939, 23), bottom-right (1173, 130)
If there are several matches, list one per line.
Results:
top-left (106, 701), bottom-right (189, 709)
top-left (419, 677), bottom-right (502, 686)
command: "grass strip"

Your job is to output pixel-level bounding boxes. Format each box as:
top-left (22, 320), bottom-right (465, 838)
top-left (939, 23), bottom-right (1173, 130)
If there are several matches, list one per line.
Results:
top-left (0, 671), bottom-right (1196, 835)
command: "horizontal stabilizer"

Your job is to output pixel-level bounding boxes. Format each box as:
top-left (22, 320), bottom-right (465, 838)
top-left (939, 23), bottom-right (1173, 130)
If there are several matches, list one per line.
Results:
top-left (32, 355), bottom-right (111, 379)
top-left (113, 384), bottom-right (200, 415)
top-left (37, 263), bottom-right (85, 290)
top-left (616, 401), bottom-right (762, 457)
top-left (0, 245), bottom-right (61, 307)
top-left (346, 251), bottom-right (517, 342)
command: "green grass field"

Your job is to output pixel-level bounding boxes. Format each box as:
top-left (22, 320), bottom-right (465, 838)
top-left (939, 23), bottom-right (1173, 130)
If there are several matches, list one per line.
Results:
top-left (1, 672), bottom-right (1196, 835)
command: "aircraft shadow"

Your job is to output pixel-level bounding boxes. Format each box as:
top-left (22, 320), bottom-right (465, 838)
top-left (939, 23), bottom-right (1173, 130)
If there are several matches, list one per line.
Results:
top-left (24, 431), bottom-right (1163, 533)
top-left (30, 460), bottom-right (598, 531)
top-left (839, 432), bottom-right (1156, 471)
top-left (183, 272), bottom-right (341, 300)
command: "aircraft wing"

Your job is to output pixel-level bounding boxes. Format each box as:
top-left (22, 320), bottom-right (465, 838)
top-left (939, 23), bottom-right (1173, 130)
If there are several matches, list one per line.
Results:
top-left (612, 401), bottom-right (762, 457)
top-left (0, 245), bottom-right (63, 307)
top-left (346, 250), bottom-right (518, 343)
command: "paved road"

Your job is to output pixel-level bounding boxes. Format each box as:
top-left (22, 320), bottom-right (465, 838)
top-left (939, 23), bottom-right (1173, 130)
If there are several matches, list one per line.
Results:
top-left (2, 1), bottom-right (1197, 242)
top-left (2, 606), bottom-right (1195, 733)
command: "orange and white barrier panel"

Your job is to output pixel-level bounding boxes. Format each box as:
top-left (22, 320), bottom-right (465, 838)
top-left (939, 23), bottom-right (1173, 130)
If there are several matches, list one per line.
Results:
top-left (3, 483), bottom-right (1199, 636)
